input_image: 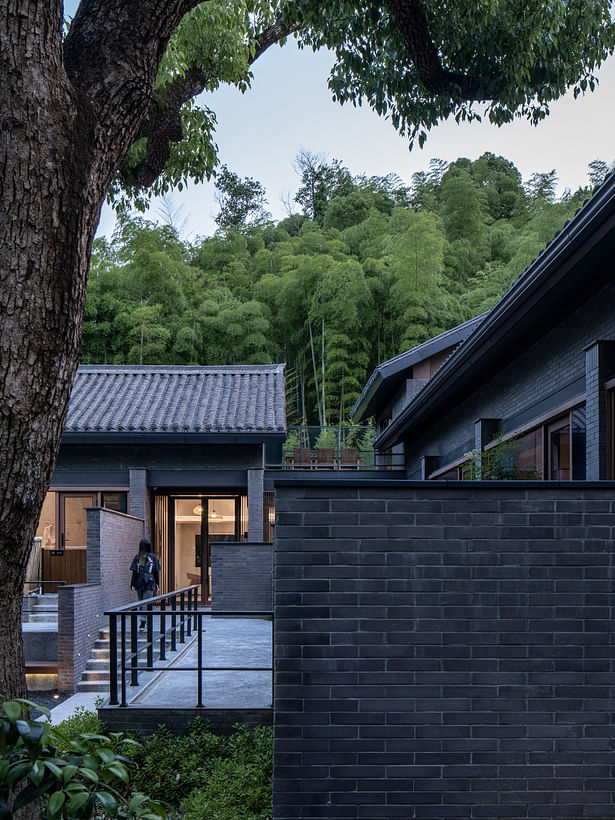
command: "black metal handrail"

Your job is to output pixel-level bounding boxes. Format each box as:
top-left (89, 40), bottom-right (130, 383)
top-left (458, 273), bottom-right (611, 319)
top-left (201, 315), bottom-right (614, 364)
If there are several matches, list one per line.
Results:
top-left (105, 592), bottom-right (273, 708)
top-left (23, 579), bottom-right (66, 595)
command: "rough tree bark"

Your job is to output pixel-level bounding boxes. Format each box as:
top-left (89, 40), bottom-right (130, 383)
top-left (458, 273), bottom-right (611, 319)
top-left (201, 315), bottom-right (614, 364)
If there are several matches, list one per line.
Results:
top-left (0, 0), bottom-right (202, 701)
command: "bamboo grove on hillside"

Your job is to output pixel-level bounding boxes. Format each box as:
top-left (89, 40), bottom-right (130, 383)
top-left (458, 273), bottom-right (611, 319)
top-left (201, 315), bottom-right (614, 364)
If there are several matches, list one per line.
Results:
top-left (83, 153), bottom-right (611, 425)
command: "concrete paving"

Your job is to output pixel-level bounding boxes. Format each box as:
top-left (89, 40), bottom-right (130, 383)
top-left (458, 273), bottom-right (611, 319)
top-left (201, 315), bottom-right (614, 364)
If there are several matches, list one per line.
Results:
top-left (42, 615), bottom-right (273, 721)
top-left (132, 615), bottom-right (273, 708)
top-left (39, 692), bottom-right (103, 725)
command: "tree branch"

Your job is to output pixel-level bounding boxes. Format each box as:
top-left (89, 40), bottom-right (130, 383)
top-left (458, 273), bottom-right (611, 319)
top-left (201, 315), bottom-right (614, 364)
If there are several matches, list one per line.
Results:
top-left (383, 0), bottom-right (483, 100)
top-left (122, 20), bottom-right (302, 190)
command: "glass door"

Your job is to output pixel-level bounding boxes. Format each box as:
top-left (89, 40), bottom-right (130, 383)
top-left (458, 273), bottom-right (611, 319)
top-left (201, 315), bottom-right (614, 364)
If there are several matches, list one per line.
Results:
top-left (60, 493), bottom-right (96, 548)
top-left (170, 495), bottom-right (240, 603)
top-left (173, 498), bottom-right (205, 595)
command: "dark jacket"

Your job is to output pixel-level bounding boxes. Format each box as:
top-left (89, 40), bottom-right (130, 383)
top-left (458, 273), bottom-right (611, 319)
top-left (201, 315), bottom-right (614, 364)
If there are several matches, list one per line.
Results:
top-left (130, 552), bottom-right (161, 591)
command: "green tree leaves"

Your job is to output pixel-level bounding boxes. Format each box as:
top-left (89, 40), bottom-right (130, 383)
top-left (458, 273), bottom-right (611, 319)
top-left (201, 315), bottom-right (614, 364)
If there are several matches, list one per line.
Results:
top-left (82, 152), bottom-right (601, 422)
top-left (0, 699), bottom-right (167, 820)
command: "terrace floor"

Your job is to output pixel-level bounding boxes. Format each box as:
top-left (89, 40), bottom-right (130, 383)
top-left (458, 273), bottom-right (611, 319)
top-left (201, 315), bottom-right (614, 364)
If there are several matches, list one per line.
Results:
top-left (44, 615), bottom-right (273, 728)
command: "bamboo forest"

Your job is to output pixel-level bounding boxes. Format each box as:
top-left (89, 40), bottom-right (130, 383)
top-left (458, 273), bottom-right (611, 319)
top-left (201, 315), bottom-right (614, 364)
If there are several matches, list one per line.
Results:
top-left (84, 153), bottom-right (612, 426)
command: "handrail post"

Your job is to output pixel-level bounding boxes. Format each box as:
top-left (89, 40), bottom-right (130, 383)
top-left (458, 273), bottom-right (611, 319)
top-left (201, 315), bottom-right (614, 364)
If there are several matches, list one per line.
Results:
top-left (186, 589), bottom-right (192, 637)
top-left (146, 602), bottom-right (153, 669)
top-left (193, 587), bottom-right (198, 631)
top-left (120, 614), bottom-right (127, 707)
top-left (271, 613), bottom-right (274, 709)
top-left (197, 612), bottom-right (203, 708)
top-left (159, 599), bottom-right (166, 661)
top-left (171, 594), bottom-right (177, 652)
top-left (180, 592), bottom-right (185, 644)
top-left (109, 613), bottom-right (118, 705)
top-left (130, 612), bottom-right (138, 686)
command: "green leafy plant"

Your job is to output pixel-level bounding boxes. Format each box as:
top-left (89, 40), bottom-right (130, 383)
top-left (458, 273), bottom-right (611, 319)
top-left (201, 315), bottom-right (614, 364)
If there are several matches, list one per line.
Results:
top-left (126, 720), bottom-right (272, 816)
top-left (314, 427), bottom-right (337, 451)
top-left (464, 432), bottom-right (542, 480)
top-left (48, 707), bottom-right (105, 750)
top-left (0, 699), bottom-right (170, 820)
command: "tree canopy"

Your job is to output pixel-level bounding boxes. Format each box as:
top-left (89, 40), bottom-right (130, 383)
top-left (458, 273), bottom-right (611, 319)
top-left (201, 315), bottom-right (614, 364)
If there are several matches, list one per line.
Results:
top-left (108, 0), bottom-right (615, 209)
top-left (83, 152), bottom-right (597, 425)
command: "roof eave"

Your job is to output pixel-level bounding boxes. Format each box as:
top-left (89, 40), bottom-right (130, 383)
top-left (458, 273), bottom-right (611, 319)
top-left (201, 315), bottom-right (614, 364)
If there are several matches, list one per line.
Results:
top-left (376, 175), bottom-right (615, 451)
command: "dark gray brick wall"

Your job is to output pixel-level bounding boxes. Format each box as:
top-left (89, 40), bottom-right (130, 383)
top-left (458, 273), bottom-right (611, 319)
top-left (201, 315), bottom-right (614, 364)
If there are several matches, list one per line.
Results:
top-left (211, 541), bottom-right (273, 612)
top-left (98, 705), bottom-right (272, 736)
top-left (405, 277), bottom-right (615, 478)
top-left (58, 583), bottom-right (103, 691)
top-left (58, 509), bottom-right (143, 690)
top-left (273, 481), bottom-right (615, 820)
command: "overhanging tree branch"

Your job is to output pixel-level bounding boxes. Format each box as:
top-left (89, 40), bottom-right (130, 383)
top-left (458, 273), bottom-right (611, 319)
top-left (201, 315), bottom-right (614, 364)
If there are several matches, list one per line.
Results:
top-left (123, 20), bottom-right (302, 189)
top-left (383, 0), bottom-right (483, 100)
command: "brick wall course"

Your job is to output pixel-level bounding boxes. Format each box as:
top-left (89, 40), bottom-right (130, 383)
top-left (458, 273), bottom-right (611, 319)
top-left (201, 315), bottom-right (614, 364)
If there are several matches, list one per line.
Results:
top-left (58, 509), bottom-right (143, 690)
top-left (211, 541), bottom-right (273, 611)
top-left (273, 482), bottom-right (615, 820)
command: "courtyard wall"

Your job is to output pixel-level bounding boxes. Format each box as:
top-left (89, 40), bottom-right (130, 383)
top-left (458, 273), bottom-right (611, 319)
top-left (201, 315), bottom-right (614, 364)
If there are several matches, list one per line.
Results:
top-left (273, 479), bottom-right (615, 820)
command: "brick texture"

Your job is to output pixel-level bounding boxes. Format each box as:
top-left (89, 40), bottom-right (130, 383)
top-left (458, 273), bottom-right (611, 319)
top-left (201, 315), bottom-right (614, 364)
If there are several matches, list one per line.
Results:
top-left (273, 481), bottom-right (615, 820)
top-left (58, 508), bottom-right (143, 690)
top-left (98, 705), bottom-right (272, 736)
top-left (211, 541), bottom-right (273, 612)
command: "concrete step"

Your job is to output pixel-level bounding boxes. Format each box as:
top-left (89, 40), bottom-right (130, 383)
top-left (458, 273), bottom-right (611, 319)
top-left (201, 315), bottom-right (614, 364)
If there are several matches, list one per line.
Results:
top-left (85, 658), bottom-right (110, 671)
top-left (76, 680), bottom-right (108, 693)
top-left (80, 670), bottom-right (109, 683)
top-left (28, 614), bottom-right (58, 624)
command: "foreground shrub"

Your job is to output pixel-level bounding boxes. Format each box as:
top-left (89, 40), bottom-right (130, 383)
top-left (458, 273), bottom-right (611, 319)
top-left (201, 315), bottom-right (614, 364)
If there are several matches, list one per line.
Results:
top-left (48, 705), bottom-right (106, 749)
top-left (0, 698), bottom-right (169, 820)
top-left (128, 719), bottom-right (272, 817)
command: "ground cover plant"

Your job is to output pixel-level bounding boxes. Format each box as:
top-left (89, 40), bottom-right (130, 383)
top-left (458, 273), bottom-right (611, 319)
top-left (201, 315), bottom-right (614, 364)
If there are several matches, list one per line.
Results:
top-left (1, 700), bottom-right (272, 820)
top-left (126, 719), bottom-right (273, 820)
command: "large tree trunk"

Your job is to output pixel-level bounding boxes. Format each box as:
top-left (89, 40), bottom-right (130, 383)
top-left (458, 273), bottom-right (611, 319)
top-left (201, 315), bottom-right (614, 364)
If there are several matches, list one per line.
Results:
top-left (0, 0), bottom-right (200, 700)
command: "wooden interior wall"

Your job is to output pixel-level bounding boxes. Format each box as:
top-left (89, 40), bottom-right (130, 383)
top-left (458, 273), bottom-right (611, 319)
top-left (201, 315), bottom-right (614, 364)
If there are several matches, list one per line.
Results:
top-left (42, 549), bottom-right (87, 592)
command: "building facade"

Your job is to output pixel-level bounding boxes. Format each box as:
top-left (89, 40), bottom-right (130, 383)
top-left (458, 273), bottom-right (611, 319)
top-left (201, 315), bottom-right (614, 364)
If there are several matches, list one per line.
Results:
top-left (354, 174), bottom-right (615, 483)
top-left (35, 364), bottom-right (285, 601)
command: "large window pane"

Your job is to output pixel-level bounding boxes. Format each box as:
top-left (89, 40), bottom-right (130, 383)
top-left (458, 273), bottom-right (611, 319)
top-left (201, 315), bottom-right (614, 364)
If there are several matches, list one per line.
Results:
top-left (549, 419), bottom-right (571, 480)
top-left (514, 428), bottom-right (543, 479)
top-left (571, 405), bottom-right (586, 480)
top-left (101, 491), bottom-right (127, 513)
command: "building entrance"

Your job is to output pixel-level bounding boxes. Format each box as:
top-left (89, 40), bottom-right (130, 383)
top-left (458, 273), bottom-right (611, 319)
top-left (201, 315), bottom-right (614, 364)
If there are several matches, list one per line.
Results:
top-left (155, 494), bottom-right (244, 602)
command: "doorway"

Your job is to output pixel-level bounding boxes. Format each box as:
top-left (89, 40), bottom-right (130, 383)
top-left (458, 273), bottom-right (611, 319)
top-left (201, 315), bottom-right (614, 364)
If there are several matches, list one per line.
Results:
top-left (171, 495), bottom-right (240, 602)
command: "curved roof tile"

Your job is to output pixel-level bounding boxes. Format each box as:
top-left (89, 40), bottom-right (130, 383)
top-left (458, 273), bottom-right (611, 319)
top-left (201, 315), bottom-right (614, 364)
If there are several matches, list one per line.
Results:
top-left (65, 365), bottom-right (286, 435)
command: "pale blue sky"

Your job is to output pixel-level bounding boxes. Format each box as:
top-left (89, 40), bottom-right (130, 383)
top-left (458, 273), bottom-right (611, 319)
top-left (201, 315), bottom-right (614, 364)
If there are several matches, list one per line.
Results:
top-left (65, 5), bottom-right (615, 240)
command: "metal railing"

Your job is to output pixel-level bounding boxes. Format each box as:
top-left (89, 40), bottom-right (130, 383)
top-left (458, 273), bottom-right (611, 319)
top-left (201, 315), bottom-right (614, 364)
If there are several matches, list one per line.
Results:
top-left (23, 579), bottom-right (66, 596)
top-left (270, 425), bottom-right (405, 470)
top-left (105, 587), bottom-right (273, 708)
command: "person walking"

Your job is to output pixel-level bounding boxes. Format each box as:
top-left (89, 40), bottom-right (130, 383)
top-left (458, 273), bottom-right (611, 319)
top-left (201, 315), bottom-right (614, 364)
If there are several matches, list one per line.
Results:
top-left (130, 538), bottom-right (161, 629)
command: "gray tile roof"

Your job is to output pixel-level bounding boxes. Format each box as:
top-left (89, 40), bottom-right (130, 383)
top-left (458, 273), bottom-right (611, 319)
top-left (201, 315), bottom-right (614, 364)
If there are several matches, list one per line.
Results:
top-left (66, 365), bottom-right (286, 434)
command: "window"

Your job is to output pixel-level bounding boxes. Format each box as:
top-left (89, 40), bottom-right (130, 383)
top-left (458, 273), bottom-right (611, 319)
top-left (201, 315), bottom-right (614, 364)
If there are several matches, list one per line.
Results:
top-left (35, 490), bottom-right (129, 550)
top-left (101, 492), bottom-right (128, 513)
top-left (515, 428), bottom-right (543, 479)
top-left (546, 408), bottom-right (586, 480)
